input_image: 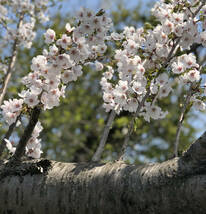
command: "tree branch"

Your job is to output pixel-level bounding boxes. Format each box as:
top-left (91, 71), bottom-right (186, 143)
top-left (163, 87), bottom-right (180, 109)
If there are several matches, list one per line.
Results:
top-left (173, 85), bottom-right (193, 157)
top-left (12, 106), bottom-right (41, 161)
top-left (1, 132), bottom-right (206, 214)
top-left (92, 110), bottom-right (116, 162)
top-left (181, 131), bottom-right (206, 167)
top-left (0, 14), bottom-right (24, 106)
top-left (0, 114), bottom-right (21, 158)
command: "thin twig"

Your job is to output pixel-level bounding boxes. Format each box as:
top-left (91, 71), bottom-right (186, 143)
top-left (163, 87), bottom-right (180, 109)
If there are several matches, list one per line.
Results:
top-left (0, 114), bottom-right (21, 158)
top-left (0, 14), bottom-right (24, 106)
top-left (118, 90), bottom-right (150, 161)
top-left (92, 110), bottom-right (116, 162)
top-left (164, 37), bottom-right (181, 66)
top-left (0, 20), bottom-right (9, 31)
top-left (152, 90), bottom-right (160, 106)
top-left (193, 2), bottom-right (205, 17)
top-left (11, 106), bottom-right (41, 161)
top-left (174, 85), bottom-right (193, 157)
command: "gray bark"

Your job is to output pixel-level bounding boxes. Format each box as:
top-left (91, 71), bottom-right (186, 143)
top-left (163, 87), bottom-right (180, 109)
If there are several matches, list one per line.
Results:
top-left (0, 132), bottom-right (206, 214)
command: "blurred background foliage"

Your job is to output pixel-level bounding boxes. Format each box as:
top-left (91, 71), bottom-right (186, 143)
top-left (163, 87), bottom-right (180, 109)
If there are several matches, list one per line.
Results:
top-left (1, 0), bottom-right (206, 163)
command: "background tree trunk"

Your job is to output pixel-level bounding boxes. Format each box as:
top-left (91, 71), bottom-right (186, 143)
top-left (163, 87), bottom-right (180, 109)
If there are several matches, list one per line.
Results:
top-left (0, 132), bottom-right (206, 214)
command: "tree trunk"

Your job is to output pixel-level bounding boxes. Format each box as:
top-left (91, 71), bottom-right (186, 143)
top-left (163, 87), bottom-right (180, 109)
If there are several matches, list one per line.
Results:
top-left (0, 132), bottom-right (206, 214)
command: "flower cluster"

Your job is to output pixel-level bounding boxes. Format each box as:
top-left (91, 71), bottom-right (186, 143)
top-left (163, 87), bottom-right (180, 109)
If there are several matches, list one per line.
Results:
top-left (1, 8), bottom-right (112, 158)
top-left (5, 121), bottom-right (43, 158)
top-left (0, 0), bottom-right (49, 49)
top-left (0, 0), bottom-right (50, 97)
top-left (22, 8), bottom-right (112, 110)
top-left (100, 0), bottom-right (206, 121)
top-left (1, 99), bottom-right (23, 125)
top-left (25, 121), bottom-right (43, 158)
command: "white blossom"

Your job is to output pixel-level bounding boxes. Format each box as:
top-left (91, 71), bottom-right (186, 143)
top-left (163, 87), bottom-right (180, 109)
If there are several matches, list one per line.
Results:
top-left (44, 29), bottom-right (55, 44)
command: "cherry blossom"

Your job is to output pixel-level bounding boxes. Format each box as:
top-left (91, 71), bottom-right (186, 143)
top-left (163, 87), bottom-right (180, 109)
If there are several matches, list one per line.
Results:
top-left (44, 29), bottom-right (56, 44)
top-left (1, 1), bottom-right (206, 160)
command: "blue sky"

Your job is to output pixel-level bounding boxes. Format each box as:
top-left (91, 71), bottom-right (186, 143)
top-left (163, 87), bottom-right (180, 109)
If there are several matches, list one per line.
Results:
top-left (50, 0), bottom-right (156, 16)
